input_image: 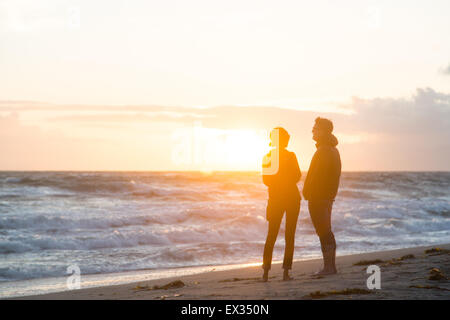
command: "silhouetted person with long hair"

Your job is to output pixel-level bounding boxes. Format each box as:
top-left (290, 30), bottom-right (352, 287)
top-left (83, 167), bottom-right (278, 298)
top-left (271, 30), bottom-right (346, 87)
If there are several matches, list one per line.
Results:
top-left (303, 117), bottom-right (341, 275)
top-left (262, 127), bottom-right (301, 281)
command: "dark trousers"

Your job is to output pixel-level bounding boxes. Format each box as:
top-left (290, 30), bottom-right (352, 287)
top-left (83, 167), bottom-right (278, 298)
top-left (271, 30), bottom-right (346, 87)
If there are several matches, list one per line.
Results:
top-left (308, 200), bottom-right (336, 252)
top-left (263, 199), bottom-right (300, 270)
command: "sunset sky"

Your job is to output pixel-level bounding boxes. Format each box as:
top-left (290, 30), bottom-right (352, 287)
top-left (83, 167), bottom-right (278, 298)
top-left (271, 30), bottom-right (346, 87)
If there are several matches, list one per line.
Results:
top-left (1, 0), bottom-right (449, 171)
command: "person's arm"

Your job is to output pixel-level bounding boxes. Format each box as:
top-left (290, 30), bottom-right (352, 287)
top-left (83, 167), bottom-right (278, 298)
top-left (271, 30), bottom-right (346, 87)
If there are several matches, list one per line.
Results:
top-left (291, 153), bottom-right (301, 183)
top-left (262, 173), bottom-right (272, 187)
top-left (302, 149), bottom-right (322, 200)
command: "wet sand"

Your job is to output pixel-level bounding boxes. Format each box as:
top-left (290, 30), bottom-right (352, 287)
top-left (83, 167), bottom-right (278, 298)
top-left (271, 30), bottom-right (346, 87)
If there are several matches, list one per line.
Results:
top-left (12, 244), bottom-right (450, 300)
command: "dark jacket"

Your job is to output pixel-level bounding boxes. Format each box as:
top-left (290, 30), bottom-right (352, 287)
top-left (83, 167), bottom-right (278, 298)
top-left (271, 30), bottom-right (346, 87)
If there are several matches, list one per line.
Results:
top-left (262, 148), bottom-right (301, 202)
top-left (302, 134), bottom-right (341, 201)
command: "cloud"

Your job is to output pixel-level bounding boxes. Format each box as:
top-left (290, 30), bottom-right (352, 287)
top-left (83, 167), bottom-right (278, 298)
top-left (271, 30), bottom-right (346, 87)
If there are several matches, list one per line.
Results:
top-left (333, 88), bottom-right (450, 170)
top-left (342, 88), bottom-right (450, 135)
top-left (1, 87), bottom-right (450, 170)
top-left (0, 101), bottom-right (204, 113)
top-left (0, 111), bottom-right (200, 171)
top-left (0, 112), bottom-right (116, 170)
top-left (440, 64), bottom-right (450, 75)
top-left (47, 111), bottom-right (211, 124)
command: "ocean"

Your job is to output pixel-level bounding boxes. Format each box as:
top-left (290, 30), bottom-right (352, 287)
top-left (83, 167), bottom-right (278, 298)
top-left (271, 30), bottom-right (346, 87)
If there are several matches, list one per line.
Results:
top-left (0, 171), bottom-right (449, 297)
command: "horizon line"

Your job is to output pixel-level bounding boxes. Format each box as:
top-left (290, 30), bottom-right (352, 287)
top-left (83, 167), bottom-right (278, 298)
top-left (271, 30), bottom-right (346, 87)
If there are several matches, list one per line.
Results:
top-left (1, 170), bottom-right (449, 173)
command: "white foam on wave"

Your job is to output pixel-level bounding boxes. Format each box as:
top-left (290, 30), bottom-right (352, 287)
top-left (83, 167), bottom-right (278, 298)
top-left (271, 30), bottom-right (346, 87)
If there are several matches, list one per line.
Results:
top-left (0, 171), bottom-right (449, 283)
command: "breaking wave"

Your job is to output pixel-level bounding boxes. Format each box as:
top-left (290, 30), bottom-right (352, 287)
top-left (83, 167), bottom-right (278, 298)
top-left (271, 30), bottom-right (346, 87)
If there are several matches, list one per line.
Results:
top-left (0, 171), bottom-right (449, 282)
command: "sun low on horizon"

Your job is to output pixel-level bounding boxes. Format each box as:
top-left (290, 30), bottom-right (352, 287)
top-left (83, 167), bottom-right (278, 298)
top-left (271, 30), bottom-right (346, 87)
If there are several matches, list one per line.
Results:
top-left (171, 126), bottom-right (272, 172)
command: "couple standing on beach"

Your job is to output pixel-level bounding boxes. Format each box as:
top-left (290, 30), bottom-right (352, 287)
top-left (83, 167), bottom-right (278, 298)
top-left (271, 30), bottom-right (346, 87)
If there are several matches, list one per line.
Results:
top-left (261, 117), bottom-right (341, 281)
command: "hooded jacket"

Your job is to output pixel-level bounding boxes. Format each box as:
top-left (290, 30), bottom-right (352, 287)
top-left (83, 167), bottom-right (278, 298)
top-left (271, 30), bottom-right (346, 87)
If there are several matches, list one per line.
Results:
top-left (302, 134), bottom-right (341, 201)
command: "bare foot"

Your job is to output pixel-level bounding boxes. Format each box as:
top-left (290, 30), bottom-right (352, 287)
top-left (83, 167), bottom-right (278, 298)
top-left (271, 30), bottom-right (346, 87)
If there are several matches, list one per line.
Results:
top-left (283, 270), bottom-right (293, 281)
top-left (313, 268), bottom-right (337, 276)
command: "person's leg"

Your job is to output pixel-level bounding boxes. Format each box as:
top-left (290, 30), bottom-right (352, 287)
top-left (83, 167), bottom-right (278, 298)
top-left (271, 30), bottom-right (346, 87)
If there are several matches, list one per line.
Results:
top-left (308, 200), bottom-right (336, 275)
top-left (282, 200), bottom-right (300, 280)
top-left (323, 201), bottom-right (336, 273)
top-left (262, 202), bottom-right (283, 280)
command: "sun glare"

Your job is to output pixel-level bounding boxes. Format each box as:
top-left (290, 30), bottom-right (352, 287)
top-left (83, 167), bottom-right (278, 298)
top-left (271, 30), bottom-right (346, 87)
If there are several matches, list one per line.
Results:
top-left (221, 129), bottom-right (270, 169)
top-left (171, 125), bottom-right (270, 171)
top-left (198, 128), bottom-right (270, 171)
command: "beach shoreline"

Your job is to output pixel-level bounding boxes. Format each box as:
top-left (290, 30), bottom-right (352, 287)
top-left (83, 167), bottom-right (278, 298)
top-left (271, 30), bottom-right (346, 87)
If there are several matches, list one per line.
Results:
top-left (9, 243), bottom-right (450, 300)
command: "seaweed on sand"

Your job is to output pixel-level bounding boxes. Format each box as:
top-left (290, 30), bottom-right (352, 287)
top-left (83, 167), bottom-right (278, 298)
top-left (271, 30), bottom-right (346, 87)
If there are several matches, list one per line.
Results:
top-left (425, 248), bottom-right (450, 255)
top-left (353, 259), bottom-right (384, 266)
top-left (304, 288), bottom-right (373, 299)
top-left (409, 285), bottom-right (449, 291)
top-left (133, 280), bottom-right (185, 291)
top-left (428, 268), bottom-right (447, 281)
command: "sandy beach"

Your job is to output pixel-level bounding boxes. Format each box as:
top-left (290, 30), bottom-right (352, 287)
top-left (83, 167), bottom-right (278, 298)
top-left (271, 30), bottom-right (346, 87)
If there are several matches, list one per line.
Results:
top-left (11, 244), bottom-right (449, 300)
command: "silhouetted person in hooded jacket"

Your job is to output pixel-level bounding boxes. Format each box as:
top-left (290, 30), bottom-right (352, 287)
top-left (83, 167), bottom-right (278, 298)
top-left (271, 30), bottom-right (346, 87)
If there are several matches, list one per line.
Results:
top-left (303, 117), bottom-right (341, 275)
top-left (262, 127), bottom-right (301, 281)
